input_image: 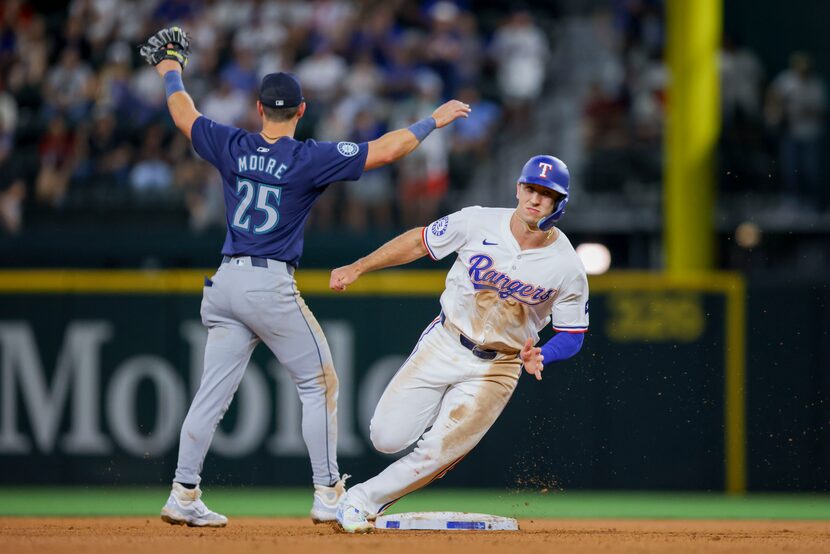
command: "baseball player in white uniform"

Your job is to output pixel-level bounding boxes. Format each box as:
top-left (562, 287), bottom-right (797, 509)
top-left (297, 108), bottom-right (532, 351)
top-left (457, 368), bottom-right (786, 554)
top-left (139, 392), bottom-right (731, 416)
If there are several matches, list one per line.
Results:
top-left (329, 155), bottom-right (589, 532)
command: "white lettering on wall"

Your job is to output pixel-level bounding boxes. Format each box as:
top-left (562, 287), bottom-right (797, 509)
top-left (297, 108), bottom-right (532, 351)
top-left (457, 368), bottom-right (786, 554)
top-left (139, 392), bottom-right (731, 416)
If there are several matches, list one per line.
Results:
top-left (0, 322), bottom-right (112, 454)
top-left (107, 356), bottom-right (184, 456)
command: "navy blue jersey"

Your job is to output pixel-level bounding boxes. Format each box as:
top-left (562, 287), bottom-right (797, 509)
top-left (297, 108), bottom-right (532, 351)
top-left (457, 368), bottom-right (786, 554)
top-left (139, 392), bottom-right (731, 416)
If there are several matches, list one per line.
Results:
top-left (191, 116), bottom-right (368, 266)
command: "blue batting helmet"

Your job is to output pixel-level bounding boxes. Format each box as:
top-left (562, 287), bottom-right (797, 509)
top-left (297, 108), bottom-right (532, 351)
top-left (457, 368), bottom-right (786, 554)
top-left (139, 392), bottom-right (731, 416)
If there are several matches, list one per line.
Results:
top-left (517, 155), bottom-right (570, 231)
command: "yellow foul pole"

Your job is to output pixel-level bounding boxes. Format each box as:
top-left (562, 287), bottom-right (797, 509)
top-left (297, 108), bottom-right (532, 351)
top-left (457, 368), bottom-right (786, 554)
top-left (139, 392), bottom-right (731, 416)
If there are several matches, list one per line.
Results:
top-left (665, 0), bottom-right (721, 272)
top-left (666, 1), bottom-right (746, 495)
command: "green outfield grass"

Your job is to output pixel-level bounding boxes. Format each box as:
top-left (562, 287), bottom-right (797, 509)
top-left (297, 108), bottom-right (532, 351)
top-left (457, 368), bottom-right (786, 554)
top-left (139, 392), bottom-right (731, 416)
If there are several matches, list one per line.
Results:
top-left (0, 488), bottom-right (829, 520)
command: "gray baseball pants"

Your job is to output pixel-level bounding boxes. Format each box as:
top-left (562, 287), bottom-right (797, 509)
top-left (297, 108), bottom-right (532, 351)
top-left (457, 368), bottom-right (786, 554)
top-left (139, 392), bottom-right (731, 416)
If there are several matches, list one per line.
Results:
top-left (174, 255), bottom-right (339, 486)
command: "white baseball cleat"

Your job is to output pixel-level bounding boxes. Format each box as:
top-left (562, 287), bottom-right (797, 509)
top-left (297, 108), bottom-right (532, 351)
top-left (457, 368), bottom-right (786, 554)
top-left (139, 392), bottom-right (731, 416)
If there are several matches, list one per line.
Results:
top-left (160, 483), bottom-right (228, 527)
top-left (335, 495), bottom-right (374, 534)
top-left (310, 473), bottom-right (350, 523)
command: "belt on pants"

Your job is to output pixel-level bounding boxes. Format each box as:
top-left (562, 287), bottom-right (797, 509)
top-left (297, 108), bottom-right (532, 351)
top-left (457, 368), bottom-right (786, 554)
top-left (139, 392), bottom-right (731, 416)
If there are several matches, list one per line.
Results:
top-left (440, 312), bottom-right (499, 360)
top-left (222, 255), bottom-right (280, 269)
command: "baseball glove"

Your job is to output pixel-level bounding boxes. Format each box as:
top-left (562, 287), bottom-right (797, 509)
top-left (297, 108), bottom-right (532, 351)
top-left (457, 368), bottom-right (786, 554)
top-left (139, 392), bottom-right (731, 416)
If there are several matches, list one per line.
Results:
top-left (139, 26), bottom-right (191, 69)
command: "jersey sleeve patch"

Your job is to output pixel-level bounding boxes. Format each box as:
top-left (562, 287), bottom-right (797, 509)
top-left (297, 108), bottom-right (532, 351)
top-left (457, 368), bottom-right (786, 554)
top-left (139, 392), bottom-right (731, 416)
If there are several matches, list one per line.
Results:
top-left (336, 141), bottom-right (359, 157)
top-left (430, 216), bottom-right (449, 236)
top-left (422, 226), bottom-right (438, 260)
top-left (422, 209), bottom-right (471, 260)
top-left (308, 140), bottom-right (368, 186)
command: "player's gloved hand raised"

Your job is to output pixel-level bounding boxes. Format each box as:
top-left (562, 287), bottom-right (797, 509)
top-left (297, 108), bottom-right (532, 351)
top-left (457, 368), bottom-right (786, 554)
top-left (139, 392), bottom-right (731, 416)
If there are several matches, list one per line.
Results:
top-left (521, 338), bottom-right (544, 381)
top-left (431, 100), bottom-right (472, 128)
top-left (139, 26), bottom-right (191, 71)
top-left (330, 263), bottom-right (362, 292)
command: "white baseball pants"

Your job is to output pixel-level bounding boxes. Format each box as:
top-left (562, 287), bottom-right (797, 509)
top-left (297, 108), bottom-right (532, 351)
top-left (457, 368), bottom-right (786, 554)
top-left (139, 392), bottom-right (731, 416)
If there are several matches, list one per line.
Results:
top-left (348, 316), bottom-right (521, 515)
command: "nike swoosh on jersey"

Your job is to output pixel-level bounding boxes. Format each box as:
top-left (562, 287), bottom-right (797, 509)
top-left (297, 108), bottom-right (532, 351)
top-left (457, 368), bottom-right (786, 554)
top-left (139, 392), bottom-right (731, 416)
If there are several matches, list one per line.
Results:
top-left (482, 239), bottom-right (499, 246)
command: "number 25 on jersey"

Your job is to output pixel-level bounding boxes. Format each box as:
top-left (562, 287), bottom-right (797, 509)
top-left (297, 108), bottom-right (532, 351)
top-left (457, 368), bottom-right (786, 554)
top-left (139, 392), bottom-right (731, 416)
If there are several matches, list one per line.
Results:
top-left (232, 178), bottom-right (282, 234)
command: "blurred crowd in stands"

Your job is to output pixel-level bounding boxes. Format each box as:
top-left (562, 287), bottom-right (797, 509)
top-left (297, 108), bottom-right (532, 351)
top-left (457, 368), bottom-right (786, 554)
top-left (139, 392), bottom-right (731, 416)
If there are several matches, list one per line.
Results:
top-left (0, 0), bottom-right (547, 234)
top-left (578, 1), bottom-right (826, 216)
top-left (0, 0), bottom-right (825, 238)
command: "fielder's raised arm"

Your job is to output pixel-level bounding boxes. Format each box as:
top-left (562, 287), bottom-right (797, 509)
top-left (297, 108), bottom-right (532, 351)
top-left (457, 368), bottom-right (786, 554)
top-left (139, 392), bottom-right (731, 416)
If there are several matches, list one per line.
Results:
top-left (140, 27), bottom-right (201, 140)
top-left (364, 101), bottom-right (471, 170)
top-left (141, 26), bottom-right (469, 170)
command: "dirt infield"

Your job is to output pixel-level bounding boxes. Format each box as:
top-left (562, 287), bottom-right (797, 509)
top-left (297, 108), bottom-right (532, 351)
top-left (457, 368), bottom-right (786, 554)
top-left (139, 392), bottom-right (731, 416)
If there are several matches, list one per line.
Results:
top-left (2, 517), bottom-right (829, 554)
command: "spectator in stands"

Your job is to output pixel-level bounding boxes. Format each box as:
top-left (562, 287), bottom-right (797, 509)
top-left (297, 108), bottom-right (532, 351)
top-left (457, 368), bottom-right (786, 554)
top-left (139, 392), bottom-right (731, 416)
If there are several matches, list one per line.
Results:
top-left (12, 13), bottom-right (49, 87)
top-left (97, 42), bottom-right (136, 123)
top-left (720, 35), bottom-right (764, 128)
top-left (200, 78), bottom-right (248, 127)
top-left (35, 115), bottom-right (76, 208)
top-left (57, 14), bottom-right (89, 58)
top-left (220, 46), bottom-right (259, 93)
top-left (626, 50), bottom-right (666, 145)
top-left (383, 36), bottom-right (422, 101)
top-left (583, 81), bottom-right (627, 150)
top-left (183, 45), bottom-right (221, 106)
top-left (81, 108), bottom-right (132, 190)
top-left (344, 51), bottom-right (385, 104)
top-left (42, 48), bottom-right (94, 124)
top-left (718, 35), bottom-right (767, 195)
top-left (129, 123), bottom-right (173, 196)
top-left (424, 1), bottom-right (463, 99)
top-left (449, 85), bottom-right (501, 195)
top-left (295, 41), bottom-right (348, 107)
top-left (350, 7), bottom-right (398, 68)
top-left (0, 7), bottom-right (17, 68)
top-left (0, 74), bottom-right (17, 139)
top-left (490, 8), bottom-right (549, 129)
top-left (0, 74), bottom-right (23, 233)
top-left (765, 52), bottom-right (827, 211)
top-left (454, 12), bottom-right (485, 90)
top-left (234, 12), bottom-right (289, 77)
top-left (0, 176), bottom-right (24, 233)
top-left (390, 70), bottom-right (449, 227)
top-left (130, 62), bottom-right (168, 127)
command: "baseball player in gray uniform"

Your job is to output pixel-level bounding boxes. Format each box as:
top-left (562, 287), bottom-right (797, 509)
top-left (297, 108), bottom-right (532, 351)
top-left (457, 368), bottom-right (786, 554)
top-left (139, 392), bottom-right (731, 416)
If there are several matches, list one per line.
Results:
top-left (329, 155), bottom-right (588, 532)
top-left (139, 27), bottom-right (470, 527)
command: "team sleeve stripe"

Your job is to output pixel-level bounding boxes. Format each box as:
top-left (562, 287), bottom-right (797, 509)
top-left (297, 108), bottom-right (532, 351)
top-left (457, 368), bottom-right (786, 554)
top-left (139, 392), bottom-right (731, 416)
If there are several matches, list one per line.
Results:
top-left (553, 325), bottom-right (589, 333)
top-left (422, 227), bottom-right (438, 261)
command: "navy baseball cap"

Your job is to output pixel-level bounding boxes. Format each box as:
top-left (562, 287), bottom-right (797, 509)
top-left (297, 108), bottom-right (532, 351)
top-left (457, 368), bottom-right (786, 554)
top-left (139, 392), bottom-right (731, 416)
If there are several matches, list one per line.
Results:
top-left (259, 72), bottom-right (304, 108)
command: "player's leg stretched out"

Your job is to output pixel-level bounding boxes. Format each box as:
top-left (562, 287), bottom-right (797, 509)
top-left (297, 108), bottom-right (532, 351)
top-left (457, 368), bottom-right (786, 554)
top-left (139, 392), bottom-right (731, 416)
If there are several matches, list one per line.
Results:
top-left (336, 316), bottom-right (521, 533)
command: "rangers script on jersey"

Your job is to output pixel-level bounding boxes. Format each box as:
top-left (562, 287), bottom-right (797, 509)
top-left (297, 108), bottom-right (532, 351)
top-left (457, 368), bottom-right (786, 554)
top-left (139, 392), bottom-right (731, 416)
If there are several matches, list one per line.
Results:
top-left (422, 206), bottom-right (589, 352)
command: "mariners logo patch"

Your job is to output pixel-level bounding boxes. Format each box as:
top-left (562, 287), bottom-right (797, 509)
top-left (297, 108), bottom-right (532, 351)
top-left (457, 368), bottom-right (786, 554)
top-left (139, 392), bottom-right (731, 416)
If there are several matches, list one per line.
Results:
top-left (430, 216), bottom-right (449, 236)
top-left (337, 141), bottom-right (359, 157)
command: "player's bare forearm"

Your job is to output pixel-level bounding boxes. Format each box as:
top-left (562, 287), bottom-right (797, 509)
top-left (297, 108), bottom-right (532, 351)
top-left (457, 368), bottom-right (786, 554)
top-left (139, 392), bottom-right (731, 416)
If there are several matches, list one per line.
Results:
top-left (364, 100), bottom-right (470, 170)
top-left (329, 228), bottom-right (427, 292)
top-left (365, 129), bottom-right (420, 170)
top-left (357, 227), bottom-right (427, 272)
top-left (156, 61), bottom-right (200, 140)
